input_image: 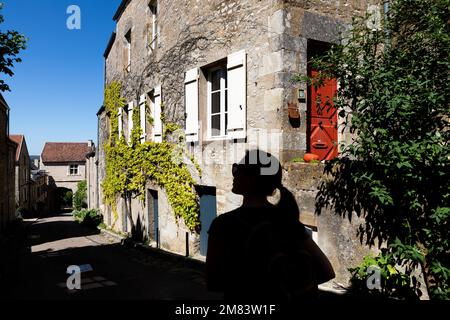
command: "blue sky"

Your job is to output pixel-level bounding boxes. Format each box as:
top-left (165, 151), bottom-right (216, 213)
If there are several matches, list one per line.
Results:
top-left (2, 0), bottom-right (121, 155)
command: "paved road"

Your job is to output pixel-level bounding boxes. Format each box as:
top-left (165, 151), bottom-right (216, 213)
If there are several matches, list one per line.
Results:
top-left (6, 213), bottom-right (221, 300)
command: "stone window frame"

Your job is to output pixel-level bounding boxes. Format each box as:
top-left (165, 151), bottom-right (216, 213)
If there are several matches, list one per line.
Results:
top-left (124, 29), bottom-right (132, 73)
top-left (206, 65), bottom-right (229, 139)
top-left (147, 0), bottom-right (158, 52)
top-left (68, 164), bottom-right (79, 176)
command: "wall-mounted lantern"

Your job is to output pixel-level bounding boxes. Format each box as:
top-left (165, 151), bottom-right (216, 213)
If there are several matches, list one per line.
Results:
top-left (297, 89), bottom-right (306, 102)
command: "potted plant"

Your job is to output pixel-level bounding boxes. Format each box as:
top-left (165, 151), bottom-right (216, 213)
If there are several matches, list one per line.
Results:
top-left (303, 153), bottom-right (320, 163)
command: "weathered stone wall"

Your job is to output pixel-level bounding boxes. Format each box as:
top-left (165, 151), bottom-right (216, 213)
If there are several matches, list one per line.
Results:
top-left (0, 103), bottom-right (16, 231)
top-left (97, 111), bottom-right (109, 216)
top-left (0, 105), bottom-right (8, 231)
top-left (30, 173), bottom-right (49, 213)
top-left (86, 154), bottom-right (98, 210)
top-left (283, 162), bottom-right (374, 286)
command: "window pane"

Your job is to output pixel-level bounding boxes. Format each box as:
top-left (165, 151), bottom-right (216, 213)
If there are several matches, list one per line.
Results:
top-left (211, 114), bottom-right (221, 136)
top-left (225, 113), bottom-right (228, 135)
top-left (211, 70), bottom-right (221, 91)
top-left (225, 90), bottom-right (228, 113)
top-left (211, 92), bottom-right (221, 114)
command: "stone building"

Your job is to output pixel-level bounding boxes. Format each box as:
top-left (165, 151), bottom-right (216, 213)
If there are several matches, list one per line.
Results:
top-left (97, 0), bottom-right (380, 287)
top-left (9, 135), bottom-right (31, 212)
top-left (0, 94), bottom-right (17, 232)
top-left (29, 170), bottom-right (50, 215)
top-left (40, 142), bottom-right (93, 193)
top-left (85, 144), bottom-right (99, 210)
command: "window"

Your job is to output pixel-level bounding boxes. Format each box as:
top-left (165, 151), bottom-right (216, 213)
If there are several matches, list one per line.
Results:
top-left (127, 101), bottom-right (134, 144)
top-left (208, 67), bottom-right (228, 137)
top-left (148, 1), bottom-right (158, 51)
top-left (139, 94), bottom-right (147, 143)
top-left (118, 107), bottom-right (123, 138)
top-left (125, 30), bottom-right (131, 73)
top-left (150, 86), bottom-right (163, 142)
top-left (184, 50), bottom-right (246, 142)
top-left (69, 164), bottom-right (79, 175)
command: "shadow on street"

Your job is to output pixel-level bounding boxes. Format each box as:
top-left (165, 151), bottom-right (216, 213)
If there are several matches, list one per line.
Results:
top-left (1, 212), bottom-right (220, 300)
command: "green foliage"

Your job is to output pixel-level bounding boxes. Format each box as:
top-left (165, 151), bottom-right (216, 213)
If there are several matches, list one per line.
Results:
top-left (73, 209), bottom-right (103, 229)
top-left (145, 101), bottom-right (154, 126)
top-left (0, 3), bottom-right (27, 92)
top-left (15, 207), bottom-right (26, 214)
top-left (190, 154), bottom-right (203, 178)
top-left (73, 180), bottom-right (87, 211)
top-left (101, 83), bottom-right (200, 232)
top-left (62, 190), bottom-right (73, 208)
top-left (296, 0), bottom-right (449, 299)
top-left (160, 101), bottom-right (166, 124)
top-left (348, 248), bottom-right (422, 300)
top-left (102, 82), bottom-right (127, 226)
top-left (164, 122), bottom-right (181, 137)
top-left (290, 157), bottom-right (305, 163)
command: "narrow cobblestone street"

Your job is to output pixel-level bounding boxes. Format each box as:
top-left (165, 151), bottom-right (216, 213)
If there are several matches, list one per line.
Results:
top-left (5, 213), bottom-right (221, 300)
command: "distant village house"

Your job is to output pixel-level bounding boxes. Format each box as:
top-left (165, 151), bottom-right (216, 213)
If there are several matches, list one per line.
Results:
top-left (9, 135), bottom-right (31, 213)
top-left (40, 141), bottom-right (94, 194)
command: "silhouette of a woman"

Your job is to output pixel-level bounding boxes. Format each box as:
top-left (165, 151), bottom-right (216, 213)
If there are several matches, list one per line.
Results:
top-left (206, 150), bottom-right (335, 301)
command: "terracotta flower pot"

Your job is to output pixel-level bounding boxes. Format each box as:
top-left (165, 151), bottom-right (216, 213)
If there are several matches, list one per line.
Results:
top-left (303, 153), bottom-right (320, 163)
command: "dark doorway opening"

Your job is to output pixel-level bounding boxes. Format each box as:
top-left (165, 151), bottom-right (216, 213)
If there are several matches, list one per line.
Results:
top-left (55, 187), bottom-right (73, 211)
top-left (196, 186), bottom-right (217, 256)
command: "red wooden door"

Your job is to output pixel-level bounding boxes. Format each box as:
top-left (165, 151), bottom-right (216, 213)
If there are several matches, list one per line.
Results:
top-left (309, 69), bottom-right (338, 161)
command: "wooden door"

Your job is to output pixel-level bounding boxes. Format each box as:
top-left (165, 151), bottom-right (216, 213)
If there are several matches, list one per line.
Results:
top-left (308, 69), bottom-right (338, 161)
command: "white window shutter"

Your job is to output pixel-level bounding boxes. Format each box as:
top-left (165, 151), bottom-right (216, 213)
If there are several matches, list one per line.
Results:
top-left (153, 85), bottom-right (163, 143)
top-left (128, 101), bottom-right (134, 144)
top-left (184, 68), bottom-right (199, 142)
top-left (118, 107), bottom-right (123, 138)
top-left (139, 94), bottom-right (146, 143)
top-left (227, 50), bottom-right (247, 140)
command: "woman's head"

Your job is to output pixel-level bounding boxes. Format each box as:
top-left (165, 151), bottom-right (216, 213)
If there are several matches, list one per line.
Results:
top-left (232, 149), bottom-right (282, 197)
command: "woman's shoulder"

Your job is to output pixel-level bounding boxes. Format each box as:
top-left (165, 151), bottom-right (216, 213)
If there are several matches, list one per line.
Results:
top-left (209, 206), bottom-right (279, 235)
top-left (208, 208), bottom-right (242, 236)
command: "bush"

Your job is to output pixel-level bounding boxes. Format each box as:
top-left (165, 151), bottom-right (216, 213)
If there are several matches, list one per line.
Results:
top-left (15, 207), bottom-right (26, 219)
top-left (72, 209), bottom-right (103, 229)
top-left (348, 249), bottom-right (423, 300)
top-left (73, 181), bottom-right (87, 211)
top-left (62, 191), bottom-right (73, 207)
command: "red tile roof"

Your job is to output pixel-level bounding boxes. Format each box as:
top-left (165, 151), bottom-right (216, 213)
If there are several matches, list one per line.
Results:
top-left (41, 142), bottom-right (91, 164)
top-left (9, 135), bottom-right (24, 162)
